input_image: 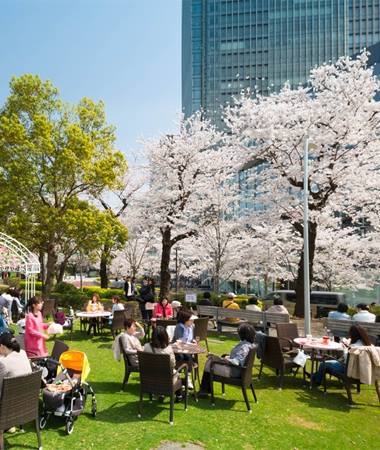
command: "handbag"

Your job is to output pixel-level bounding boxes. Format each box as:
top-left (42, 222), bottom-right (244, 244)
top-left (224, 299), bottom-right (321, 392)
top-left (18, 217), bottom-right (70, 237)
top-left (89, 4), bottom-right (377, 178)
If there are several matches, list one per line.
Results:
top-left (293, 349), bottom-right (310, 367)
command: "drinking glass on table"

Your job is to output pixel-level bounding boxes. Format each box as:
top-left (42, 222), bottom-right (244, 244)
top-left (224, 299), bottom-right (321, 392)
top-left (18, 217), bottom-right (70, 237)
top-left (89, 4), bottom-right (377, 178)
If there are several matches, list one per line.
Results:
top-left (195, 336), bottom-right (200, 346)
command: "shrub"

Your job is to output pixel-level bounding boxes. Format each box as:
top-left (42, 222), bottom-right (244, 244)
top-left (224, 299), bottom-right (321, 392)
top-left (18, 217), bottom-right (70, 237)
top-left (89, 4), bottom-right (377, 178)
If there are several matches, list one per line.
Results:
top-left (55, 282), bottom-right (79, 294)
top-left (82, 286), bottom-right (124, 299)
top-left (3, 277), bottom-right (22, 288)
top-left (50, 292), bottom-right (89, 310)
top-left (20, 280), bottom-right (43, 291)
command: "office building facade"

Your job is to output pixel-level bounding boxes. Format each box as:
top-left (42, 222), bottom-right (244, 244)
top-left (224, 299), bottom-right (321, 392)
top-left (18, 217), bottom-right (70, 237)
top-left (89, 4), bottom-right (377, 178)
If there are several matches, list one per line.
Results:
top-left (182, 0), bottom-right (380, 123)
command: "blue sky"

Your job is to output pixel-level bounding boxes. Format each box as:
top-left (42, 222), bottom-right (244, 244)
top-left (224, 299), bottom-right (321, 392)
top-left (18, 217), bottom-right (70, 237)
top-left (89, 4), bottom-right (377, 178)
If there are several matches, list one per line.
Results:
top-left (0, 0), bottom-right (182, 163)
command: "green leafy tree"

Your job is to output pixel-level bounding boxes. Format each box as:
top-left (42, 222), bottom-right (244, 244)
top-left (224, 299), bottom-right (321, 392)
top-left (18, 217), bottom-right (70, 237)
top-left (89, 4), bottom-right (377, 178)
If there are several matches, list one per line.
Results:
top-left (0, 74), bottom-right (127, 295)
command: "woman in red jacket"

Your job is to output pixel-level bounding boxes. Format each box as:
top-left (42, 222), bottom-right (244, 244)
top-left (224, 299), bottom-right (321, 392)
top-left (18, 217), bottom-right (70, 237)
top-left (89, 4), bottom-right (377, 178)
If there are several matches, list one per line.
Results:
top-left (24, 297), bottom-right (49, 357)
top-left (153, 297), bottom-right (173, 319)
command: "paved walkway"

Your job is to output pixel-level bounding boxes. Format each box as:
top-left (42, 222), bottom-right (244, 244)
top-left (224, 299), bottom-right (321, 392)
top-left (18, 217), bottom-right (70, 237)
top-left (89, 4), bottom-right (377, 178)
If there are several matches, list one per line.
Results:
top-left (153, 443), bottom-right (204, 450)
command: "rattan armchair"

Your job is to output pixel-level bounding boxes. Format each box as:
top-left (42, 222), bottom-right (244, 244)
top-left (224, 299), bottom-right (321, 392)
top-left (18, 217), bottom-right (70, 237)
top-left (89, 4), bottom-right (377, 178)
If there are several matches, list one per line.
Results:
top-left (109, 310), bottom-right (127, 338)
top-left (194, 318), bottom-right (209, 352)
top-left (0, 369), bottom-right (43, 450)
top-left (258, 336), bottom-right (299, 389)
top-left (137, 351), bottom-right (188, 425)
top-left (209, 346), bottom-right (258, 412)
top-left (119, 338), bottom-right (140, 390)
top-left (322, 353), bottom-right (380, 405)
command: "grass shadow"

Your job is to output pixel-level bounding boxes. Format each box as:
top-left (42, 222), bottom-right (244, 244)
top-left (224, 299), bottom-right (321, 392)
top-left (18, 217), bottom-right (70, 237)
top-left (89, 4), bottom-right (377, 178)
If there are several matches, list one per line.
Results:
top-left (97, 400), bottom-right (182, 425)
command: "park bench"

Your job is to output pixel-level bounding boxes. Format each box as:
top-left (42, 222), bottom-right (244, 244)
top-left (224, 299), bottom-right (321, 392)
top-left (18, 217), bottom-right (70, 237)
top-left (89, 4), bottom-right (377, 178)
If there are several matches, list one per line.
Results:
top-left (197, 305), bottom-right (291, 333)
top-left (327, 318), bottom-right (380, 344)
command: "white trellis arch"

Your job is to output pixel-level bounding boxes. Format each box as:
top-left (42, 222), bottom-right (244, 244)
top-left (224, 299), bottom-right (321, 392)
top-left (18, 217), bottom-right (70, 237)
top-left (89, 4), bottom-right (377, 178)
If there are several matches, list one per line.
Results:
top-left (0, 232), bottom-right (40, 300)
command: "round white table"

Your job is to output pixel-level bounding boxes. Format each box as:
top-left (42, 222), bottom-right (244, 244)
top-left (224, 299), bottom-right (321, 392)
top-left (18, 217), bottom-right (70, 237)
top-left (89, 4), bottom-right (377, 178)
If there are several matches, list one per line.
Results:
top-left (76, 311), bottom-right (111, 336)
top-left (293, 337), bottom-right (343, 389)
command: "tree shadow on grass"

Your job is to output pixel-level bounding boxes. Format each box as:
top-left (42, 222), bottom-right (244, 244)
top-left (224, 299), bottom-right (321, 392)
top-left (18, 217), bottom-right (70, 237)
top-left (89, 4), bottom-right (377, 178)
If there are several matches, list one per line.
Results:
top-left (89, 380), bottom-right (134, 394)
top-left (97, 400), bottom-right (183, 425)
top-left (295, 384), bottom-right (380, 412)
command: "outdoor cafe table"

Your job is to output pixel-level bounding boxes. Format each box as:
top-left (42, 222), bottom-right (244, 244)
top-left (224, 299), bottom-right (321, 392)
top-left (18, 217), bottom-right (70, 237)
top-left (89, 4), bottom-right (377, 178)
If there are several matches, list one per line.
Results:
top-left (76, 311), bottom-right (111, 337)
top-left (293, 337), bottom-right (344, 389)
top-left (171, 342), bottom-right (206, 356)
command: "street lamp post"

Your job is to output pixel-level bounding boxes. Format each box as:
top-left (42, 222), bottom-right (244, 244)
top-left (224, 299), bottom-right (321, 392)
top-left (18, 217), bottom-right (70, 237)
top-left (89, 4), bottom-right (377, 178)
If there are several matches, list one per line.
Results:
top-left (303, 136), bottom-right (311, 335)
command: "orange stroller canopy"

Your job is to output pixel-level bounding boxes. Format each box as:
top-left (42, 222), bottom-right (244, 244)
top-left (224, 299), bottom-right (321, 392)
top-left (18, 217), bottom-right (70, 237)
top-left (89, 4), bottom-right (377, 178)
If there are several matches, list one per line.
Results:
top-left (58, 351), bottom-right (91, 383)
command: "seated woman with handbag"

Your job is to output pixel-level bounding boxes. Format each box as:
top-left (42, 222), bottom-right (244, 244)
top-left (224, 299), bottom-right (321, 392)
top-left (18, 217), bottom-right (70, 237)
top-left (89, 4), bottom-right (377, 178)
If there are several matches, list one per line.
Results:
top-left (198, 323), bottom-right (256, 397)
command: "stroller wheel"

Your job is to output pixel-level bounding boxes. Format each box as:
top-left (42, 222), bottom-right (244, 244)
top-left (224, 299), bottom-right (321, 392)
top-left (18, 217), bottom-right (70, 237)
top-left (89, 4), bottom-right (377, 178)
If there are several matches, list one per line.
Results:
top-left (66, 418), bottom-right (74, 435)
top-left (39, 415), bottom-right (47, 430)
top-left (91, 398), bottom-right (97, 417)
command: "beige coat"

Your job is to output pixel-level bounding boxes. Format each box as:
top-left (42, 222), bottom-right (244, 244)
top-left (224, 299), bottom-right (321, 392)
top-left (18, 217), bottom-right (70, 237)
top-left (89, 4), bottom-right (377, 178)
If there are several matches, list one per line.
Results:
top-left (347, 346), bottom-right (380, 384)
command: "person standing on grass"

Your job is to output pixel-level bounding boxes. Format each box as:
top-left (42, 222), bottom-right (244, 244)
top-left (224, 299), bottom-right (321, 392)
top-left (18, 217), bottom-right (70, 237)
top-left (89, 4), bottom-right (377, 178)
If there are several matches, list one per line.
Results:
top-left (124, 276), bottom-right (136, 300)
top-left (24, 297), bottom-right (49, 357)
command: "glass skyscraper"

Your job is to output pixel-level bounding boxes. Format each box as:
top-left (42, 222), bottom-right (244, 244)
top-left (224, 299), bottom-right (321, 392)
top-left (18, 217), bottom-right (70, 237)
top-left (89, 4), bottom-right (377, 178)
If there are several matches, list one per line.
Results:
top-left (182, 0), bottom-right (380, 123)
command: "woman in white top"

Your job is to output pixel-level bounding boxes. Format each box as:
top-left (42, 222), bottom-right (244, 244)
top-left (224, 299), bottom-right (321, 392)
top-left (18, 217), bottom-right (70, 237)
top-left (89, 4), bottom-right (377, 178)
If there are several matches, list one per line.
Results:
top-left (0, 331), bottom-right (31, 395)
top-left (113, 318), bottom-right (145, 366)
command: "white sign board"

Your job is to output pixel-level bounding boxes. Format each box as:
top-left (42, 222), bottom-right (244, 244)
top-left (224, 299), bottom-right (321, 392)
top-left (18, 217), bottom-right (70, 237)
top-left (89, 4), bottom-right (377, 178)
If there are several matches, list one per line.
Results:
top-left (185, 292), bottom-right (197, 303)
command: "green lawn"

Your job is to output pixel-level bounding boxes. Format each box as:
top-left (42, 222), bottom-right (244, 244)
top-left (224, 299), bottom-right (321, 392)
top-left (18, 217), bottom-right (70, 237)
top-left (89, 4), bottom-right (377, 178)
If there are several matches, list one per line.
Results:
top-left (7, 327), bottom-right (380, 450)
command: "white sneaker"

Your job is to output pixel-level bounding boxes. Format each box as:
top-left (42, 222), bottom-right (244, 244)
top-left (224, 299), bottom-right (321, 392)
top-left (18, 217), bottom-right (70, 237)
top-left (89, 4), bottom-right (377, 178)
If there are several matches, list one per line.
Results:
top-left (187, 377), bottom-right (194, 390)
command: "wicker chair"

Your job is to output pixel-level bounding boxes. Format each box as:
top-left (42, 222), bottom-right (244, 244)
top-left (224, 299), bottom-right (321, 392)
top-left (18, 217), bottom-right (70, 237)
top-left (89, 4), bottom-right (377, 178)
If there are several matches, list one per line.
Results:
top-left (0, 370), bottom-right (43, 450)
top-left (258, 336), bottom-right (299, 389)
top-left (108, 310), bottom-right (127, 338)
top-left (119, 338), bottom-right (140, 390)
top-left (276, 323), bottom-right (300, 353)
top-left (210, 346), bottom-right (258, 412)
top-left (322, 353), bottom-right (380, 405)
top-left (30, 339), bottom-right (69, 383)
top-left (194, 318), bottom-right (209, 352)
top-left (137, 351), bottom-right (188, 425)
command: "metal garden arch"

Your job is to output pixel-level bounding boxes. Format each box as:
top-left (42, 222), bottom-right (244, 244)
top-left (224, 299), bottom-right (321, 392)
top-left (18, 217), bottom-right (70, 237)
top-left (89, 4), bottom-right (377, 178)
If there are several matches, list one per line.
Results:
top-left (0, 232), bottom-right (40, 300)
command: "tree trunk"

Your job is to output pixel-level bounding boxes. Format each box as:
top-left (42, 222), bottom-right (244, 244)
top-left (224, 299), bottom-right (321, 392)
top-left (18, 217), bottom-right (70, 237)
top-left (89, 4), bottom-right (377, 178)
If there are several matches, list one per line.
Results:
top-left (100, 244), bottom-right (110, 288)
top-left (44, 244), bottom-right (57, 298)
top-left (294, 221), bottom-right (317, 317)
top-left (38, 251), bottom-right (45, 283)
top-left (159, 228), bottom-right (172, 300)
top-left (56, 260), bottom-right (67, 285)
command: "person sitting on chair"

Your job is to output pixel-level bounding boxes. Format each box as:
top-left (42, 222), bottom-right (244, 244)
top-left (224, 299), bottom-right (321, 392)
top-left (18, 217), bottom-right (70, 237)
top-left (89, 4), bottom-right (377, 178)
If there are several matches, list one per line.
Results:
top-left (222, 293), bottom-right (240, 323)
top-left (173, 309), bottom-right (195, 343)
top-left (328, 303), bottom-right (351, 321)
top-left (113, 318), bottom-right (145, 367)
top-left (0, 331), bottom-right (31, 395)
top-left (266, 297), bottom-right (289, 315)
top-left (352, 303), bottom-right (376, 323)
top-left (153, 297), bottom-right (173, 319)
top-left (143, 326), bottom-right (176, 367)
top-left (312, 325), bottom-right (372, 385)
top-left (86, 293), bottom-right (104, 313)
top-left (246, 296), bottom-right (261, 312)
top-left (198, 323), bottom-right (256, 397)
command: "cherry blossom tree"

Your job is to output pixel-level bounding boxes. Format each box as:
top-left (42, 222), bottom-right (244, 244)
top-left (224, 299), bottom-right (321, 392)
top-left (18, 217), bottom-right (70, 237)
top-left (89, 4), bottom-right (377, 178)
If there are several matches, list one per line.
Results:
top-left (143, 113), bottom-right (226, 298)
top-left (225, 53), bottom-right (380, 316)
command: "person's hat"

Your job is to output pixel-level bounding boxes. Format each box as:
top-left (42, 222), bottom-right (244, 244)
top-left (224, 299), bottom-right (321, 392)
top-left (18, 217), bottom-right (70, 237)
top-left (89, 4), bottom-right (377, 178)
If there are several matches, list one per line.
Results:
top-left (171, 300), bottom-right (181, 308)
top-left (227, 292), bottom-right (236, 299)
top-left (190, 314), bottom-right (198, 320)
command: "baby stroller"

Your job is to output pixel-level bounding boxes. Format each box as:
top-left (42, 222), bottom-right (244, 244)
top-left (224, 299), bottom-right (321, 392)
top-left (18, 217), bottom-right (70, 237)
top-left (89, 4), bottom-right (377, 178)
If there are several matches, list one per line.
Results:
top-left (39, 350), bottom-right (97, 435)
